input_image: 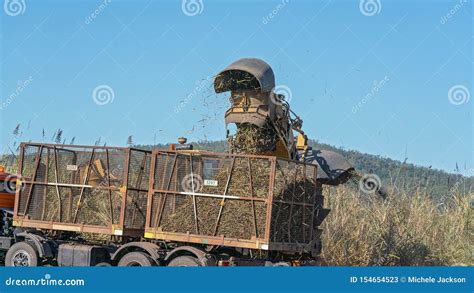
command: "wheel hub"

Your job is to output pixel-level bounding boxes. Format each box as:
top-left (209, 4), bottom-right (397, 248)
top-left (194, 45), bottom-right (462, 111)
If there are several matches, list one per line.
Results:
top-left (12, 250), bottom-right (31, 266)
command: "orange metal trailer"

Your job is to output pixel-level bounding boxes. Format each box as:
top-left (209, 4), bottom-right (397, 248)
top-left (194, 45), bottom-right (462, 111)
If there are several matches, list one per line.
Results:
top-left (1, 142), bottom-right (328, 267)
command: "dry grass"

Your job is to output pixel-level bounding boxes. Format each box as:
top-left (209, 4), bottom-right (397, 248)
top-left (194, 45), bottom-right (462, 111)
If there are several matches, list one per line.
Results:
top-left (320, 184), bottom-right (473, 266)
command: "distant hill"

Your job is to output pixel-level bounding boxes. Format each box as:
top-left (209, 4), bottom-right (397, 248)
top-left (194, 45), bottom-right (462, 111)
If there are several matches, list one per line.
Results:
top-left (136, 140), bottom-right (473, 200)
top-left (1, 140), bottom-right (471, 200)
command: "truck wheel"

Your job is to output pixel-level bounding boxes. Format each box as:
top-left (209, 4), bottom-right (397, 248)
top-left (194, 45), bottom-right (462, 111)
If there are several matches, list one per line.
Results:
top-left (167, 255), bottom-right (201, 266)
top-left (95, 262), bottom-right (112, 267)
top-left (118, 252), bottom-right (156, 266)
top-left (5, 242), bottom-right (40, 267)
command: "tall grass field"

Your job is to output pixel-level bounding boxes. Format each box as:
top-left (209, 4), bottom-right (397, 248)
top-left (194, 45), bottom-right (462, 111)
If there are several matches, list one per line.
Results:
top-left (321, 184), bottom-right (473, 266)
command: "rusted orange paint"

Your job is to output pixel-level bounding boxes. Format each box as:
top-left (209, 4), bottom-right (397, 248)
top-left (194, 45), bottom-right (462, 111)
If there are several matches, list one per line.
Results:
top-left (0, 172), bottom-right (15, 209)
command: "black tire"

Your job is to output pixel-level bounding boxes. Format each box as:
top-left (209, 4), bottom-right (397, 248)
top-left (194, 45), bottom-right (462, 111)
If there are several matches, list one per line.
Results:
top-left (118, 252), bottom-right (156, 267)
top-left (167, 255), bottom-right (202, 267)
top-left (5, 241), bottom-right (40, 267)
top-left (95, 262), bottom-right (112, 267)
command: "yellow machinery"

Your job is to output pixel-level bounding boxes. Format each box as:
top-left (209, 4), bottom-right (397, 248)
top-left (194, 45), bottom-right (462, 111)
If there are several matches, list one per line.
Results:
top-left (214, 58), bottom-right (354, 185)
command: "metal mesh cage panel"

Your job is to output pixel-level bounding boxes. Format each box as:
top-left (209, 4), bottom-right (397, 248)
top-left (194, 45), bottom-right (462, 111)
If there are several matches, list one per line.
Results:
top-left (149, 152), bottom-right (272, 241)
top-left (271, 160), bottom-right (317, 244)
top-left (148, 151), bottom-right (319, 250)
top-left (123, 150), bottom-right (151, 229)
top-left (16, 143), bottom-right (150, 235)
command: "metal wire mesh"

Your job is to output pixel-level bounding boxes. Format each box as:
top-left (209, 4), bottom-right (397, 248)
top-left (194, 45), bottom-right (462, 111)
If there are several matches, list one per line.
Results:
top-left (271, 160), bottom-right (317, 244)
top-left (150, 152), bottom-right (272, 240)
top-left (124, 150), bottom-right (152, 229)
top-left (16, 143), bottom-right (150, 234)
top-left (148, 151), bottom-right (319, 248)
top-left (17, 144), bottom-right (322, 250)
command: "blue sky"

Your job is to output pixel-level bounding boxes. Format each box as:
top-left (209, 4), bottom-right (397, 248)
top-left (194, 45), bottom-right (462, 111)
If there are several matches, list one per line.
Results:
top-left (0, 0), bottom-right (472, 174)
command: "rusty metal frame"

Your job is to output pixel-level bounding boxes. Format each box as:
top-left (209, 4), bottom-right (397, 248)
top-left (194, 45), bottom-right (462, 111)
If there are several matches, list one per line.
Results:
top-left (105, 149), bottom-right (115, 224)
top-left (189, 155), bottom-right (199, 234)
top-left (288, 162), bottom-right (297, 243)
top-left (154, 154), bottom-right (178, 228)
top-left (309, 165), bottom-right (317, 243)
top-left (23, 145), bottom-right (43, 215)
top-left (247, 157), bottom-right (258, 238)
top-left (302, 164), bottom-right (307, 244)
top-left (72, 148), bottom-right (95, 223)
top-left (14, 143), bottom-right (320, 254)
top-left (53, 146), bottom-right (63, 222)
top-left (13, 142), bottom-right (150, 237)
top-left (40, 148), bottom-right (50, 221)
top-left (13, 144), bottom-right (25, 217)
top-left (144, 152), bottom-right (157, 229)
top-left (212, 156), bottom-right (235, 236)
top-left (145, 150), bottom-right (318, 253)
top-left (264, 156), bottom-right (277, 242)
top-left (129, 151), bottom-right (149, 227)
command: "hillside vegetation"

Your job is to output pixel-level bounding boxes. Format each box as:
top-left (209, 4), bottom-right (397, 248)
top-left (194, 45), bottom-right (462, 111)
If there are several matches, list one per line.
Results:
top-left (136, 139), bottom-right (473, 201)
